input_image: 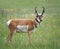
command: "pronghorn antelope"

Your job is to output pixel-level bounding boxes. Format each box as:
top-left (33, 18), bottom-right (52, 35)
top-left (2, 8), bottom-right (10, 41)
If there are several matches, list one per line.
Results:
top-left (7, 7), bottom-right (45, 43)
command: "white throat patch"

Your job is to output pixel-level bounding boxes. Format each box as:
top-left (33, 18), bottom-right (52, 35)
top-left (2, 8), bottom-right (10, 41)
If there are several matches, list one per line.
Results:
top-left (16, 25), bottom-right (28, 32)
top-left (37, 18), bottom-right (40, 22)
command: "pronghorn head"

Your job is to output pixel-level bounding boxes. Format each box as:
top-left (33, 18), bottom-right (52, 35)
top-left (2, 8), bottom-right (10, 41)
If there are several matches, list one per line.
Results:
top-left (34, 7), bottom-right (45, 28)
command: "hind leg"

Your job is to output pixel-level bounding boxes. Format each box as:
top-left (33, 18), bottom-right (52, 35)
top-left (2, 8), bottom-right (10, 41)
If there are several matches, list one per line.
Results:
top-left (28, 31), bottom-right (31, 44)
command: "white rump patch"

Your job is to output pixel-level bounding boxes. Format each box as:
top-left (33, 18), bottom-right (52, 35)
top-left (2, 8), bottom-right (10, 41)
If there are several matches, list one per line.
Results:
top-left (7, 20), bottom-right (12, 26)
top-left (16, 25), bottom-right (28, 32)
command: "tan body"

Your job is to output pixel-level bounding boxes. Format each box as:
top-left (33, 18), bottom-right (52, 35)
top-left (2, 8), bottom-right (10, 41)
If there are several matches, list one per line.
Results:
top-left (9, 19), bottom-right (35, 31)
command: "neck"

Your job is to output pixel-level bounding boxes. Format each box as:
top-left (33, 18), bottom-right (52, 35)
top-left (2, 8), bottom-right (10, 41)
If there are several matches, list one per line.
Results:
top-left (34, 18), bottom-right (40, 28)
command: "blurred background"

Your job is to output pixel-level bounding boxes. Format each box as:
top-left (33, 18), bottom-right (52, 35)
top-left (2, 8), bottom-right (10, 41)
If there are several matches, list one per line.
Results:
top-left (0, 0), bottom-right (60, 49)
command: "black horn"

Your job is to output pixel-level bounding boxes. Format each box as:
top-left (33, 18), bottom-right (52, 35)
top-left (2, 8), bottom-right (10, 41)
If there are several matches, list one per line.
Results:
top-left (35, 7), bottom-right (38, 15)
top-left (35, 7), bottom-right (37, 13)
top-left (41, 7), bottom-right (45, 16)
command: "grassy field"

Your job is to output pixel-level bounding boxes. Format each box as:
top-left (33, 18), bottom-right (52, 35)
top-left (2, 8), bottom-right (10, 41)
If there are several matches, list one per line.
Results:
top-left (0, 0), bottom-right (60, 49)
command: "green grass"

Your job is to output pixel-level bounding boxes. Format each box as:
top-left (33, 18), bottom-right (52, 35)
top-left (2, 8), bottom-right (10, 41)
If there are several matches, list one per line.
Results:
top-left (0, 0), bottom-right (60, 49)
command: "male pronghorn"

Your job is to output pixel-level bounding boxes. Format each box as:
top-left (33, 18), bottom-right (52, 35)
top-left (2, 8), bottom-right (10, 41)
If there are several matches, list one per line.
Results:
top-left (7, 7), bottom-right (45, 43)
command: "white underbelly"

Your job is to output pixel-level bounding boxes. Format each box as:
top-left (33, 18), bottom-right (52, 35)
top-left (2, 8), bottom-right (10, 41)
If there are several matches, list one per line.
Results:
top-left (16, 25), bottom-right (28, 32)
